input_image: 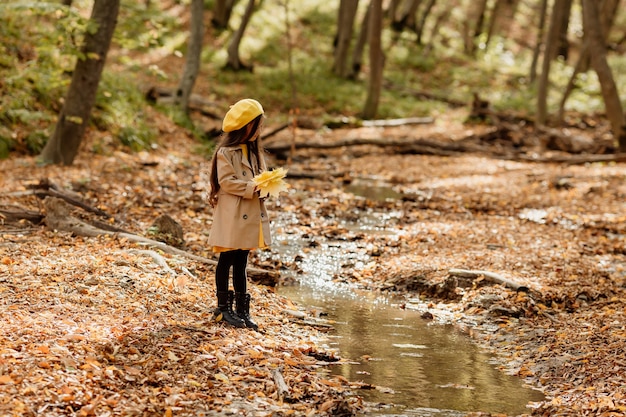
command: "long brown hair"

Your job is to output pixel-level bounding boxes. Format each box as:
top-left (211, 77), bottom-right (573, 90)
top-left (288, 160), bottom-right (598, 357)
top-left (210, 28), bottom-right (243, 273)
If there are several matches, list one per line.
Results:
top-left (208, 115), bottom-right (264, 207)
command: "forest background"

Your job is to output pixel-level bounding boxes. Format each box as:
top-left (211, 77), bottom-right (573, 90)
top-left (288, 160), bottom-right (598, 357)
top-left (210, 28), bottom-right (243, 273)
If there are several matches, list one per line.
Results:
top-left (1, 0), bottom-right (626, 416)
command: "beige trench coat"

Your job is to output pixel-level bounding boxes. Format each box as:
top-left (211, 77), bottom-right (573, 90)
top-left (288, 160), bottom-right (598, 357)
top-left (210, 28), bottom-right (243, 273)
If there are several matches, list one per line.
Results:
top-left (207, 145), bottom-right (271, 250)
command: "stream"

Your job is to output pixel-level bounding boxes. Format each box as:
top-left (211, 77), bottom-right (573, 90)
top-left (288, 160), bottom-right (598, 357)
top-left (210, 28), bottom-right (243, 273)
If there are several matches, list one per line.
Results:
top-left (270, 183), bottom-right (545, 416)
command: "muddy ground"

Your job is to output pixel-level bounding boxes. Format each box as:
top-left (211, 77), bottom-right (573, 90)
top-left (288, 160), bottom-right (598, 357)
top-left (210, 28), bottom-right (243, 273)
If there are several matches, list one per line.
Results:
top-left (1, 111), bottom-right (625, 416)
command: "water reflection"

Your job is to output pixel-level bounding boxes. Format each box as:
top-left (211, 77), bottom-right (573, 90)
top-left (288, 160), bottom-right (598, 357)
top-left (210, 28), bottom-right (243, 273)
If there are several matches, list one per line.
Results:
top-left (279, 284), bottom-right (543, 416)
top-left (270, 201), bottom-right (544, 415)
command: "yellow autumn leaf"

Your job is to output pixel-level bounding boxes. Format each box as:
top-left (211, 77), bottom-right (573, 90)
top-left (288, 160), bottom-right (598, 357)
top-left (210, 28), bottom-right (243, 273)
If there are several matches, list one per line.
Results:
top-left (214, 373), bottom-right (229, 383)
top-left (253, 168), bottom-right (288, 198)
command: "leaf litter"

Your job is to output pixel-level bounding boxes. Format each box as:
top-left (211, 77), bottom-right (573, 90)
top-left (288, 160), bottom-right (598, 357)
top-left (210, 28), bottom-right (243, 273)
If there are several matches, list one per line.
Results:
top-left (1, 112), bottom-right (626, 416)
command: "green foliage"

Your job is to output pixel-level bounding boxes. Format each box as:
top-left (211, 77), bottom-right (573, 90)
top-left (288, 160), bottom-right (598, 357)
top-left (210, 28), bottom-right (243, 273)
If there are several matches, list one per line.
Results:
top-left (92, 72), bottom-right (157, 151)
top-left (0, 133), bottom-right (14, 159)
top-left (25, 129), bottom-right (49, 154)
top-left (3, 0), bottom-right (626, 161)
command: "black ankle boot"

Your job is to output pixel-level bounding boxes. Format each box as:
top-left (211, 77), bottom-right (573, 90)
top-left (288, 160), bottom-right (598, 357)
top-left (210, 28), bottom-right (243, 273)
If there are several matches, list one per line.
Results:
top-left (235, 292), bottom-right (258, 330)
top-left (213, 291), bottom-right (245, 328)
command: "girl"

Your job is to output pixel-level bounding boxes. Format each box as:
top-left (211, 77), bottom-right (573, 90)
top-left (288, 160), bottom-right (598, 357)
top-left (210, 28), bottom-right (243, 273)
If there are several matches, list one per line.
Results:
top-left (207, 98), bottom-right (270, 330)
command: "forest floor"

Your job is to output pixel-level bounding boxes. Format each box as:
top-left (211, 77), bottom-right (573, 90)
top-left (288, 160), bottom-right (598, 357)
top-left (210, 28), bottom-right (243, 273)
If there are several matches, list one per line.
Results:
top-left (1, 109), bottom-right (626, 417)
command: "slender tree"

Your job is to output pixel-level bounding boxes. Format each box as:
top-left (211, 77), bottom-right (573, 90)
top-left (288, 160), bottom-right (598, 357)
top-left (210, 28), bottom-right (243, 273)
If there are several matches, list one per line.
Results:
top-left (464, 0), bottom-right (488, 55)
top-left (349, 1), bottom-right (371, 79)
top-left (362, 0), bottom-right (383, 119)
top-left (333, 0), bottom-right (360, 78)
top-left (536, 0), bottom-right (567, 127)
top-left (40, 0), bottom-right (120, 165)
top-left (415, 0), bottom-right (436, 45)
top-left (485, 0), bottom-right (521, 50)
top-left (225, 0), bottom-right (256, 71)
top-left (529, 0), bottom-right (548, 83)
top-left (176, 0), bottom-right (205, 112)
top-left (213, 0), bottom-right (239, 29)
top-left (581, 0), bottom-right (626, 151)
top-left (558, 0), bottom-right (620, 122)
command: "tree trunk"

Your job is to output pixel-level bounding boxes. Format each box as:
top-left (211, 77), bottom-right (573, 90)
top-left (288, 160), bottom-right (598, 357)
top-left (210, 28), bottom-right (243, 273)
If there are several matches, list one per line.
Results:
top-left (485, 0), bottom-right (521, 50)
top-left (212, 0), bottom-right (239, 29)
top-left (333, 0), bottom-right (360, 78)
top-left (529, 0), bottom-right (548, 83)
top-left (464, 0), bottom-right (488, 55)
top-left (553, 0), bottom-right (572, 61)
top-left (582, 0), bottom-right (626, 151)
top-left (40, 0), bottom-right (120, 165)
top-left (536, 0), bottom-right (567, 127)
top-left (415, 0), bottom-right (436, 45)
top-left (558, 0), bottom-right (620, 122)
top-left (362, 0), bottom-right (383, 119)
top-left (349, 0), bottom-right (371, 79)
top-left (176, 0), bottom-right (205, 112)
top-left (392, 0), bottom-right (421, 32)
top-left (225, 0), bottom-right (255, 71)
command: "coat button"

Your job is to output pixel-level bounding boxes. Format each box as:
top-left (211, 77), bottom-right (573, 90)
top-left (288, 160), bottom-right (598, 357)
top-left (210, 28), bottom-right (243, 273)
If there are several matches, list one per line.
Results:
top-left (243, 171), bottom-right (246, 176)
top-left (243, 214), bottom-right (248, 219)
top-left (261, 213), bottom-right (265, 218)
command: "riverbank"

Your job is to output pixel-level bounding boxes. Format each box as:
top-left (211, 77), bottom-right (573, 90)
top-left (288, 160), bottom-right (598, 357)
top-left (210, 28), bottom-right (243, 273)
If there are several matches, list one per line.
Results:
top-left (267, 122), bottom-right (626, 416)
top-left (2, 115), bottom-right (625, 416)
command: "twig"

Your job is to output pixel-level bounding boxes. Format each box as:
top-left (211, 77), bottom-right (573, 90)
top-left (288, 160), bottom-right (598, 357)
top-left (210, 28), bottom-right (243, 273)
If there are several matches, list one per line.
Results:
top-left (271, 367), bottom-right (290, 399)
top-left (448, 268), bottom-right (529, 292)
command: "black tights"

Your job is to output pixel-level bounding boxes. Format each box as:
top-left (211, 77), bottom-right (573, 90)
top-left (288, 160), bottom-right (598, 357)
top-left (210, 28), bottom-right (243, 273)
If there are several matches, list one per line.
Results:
top-left (215, 249), bottom-right (249, 294)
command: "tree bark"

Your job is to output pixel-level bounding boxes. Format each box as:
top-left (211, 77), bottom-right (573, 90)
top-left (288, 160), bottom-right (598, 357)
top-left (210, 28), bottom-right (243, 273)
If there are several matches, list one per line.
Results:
top-left (333, 0), bottom-right (360, 78)
top-left (485, 0), bottom-right (521, 51)
top-left (392, 0), bottom-right (421, 32)
top-left (536, 0), bottom-right (567, 127)
top-left (415, 0), bottom-right (436, 45)
top-left (349, 0), bottom-right (371, 79)
top-left (225, 0), bottom-right (255, 71)
top-left (212, 0), bottom-right (239, 29)
top-left (529, 0), bottom-right (548, 83)
top-left (176, 0), bottom-right (205, 112)
top-left (582, 0), bottom-right (626, 151)
top-left (553, 0), bottom-right (572, 61)
top-left (362, 0), bottom-right (383, 119)
top-left (558, 0), bottom-right (620, 123)
top-left (40, 0), bottom-right (120, 165)
top-left (464, 0), bottom-right (488, 55)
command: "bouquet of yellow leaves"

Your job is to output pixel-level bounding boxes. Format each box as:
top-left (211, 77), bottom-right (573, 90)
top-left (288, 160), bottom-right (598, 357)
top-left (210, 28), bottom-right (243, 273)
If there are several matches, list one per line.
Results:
top-left (253, 167), bottom-right (289, 198)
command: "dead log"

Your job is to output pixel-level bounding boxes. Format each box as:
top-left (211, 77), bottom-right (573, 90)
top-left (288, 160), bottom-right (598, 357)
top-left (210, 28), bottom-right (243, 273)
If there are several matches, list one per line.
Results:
top-left (145, 87), bottom-right (221, 119)
top-left (362, 117), bottom-right (434, 127)
top-left (28, 178), bottom-right (111, 218)
top-left (448, 268), bottom-right (529, 292)
top-left (325, 116), bottom-right (434, 129)
top-left (265, 136), bottom-right (497, 157)
top-left (0, 207), bottom-right (44, 225)
top-left (383, 81), bottom-right (467, 108)
top-left (43, 197), bottom-right (278, 285)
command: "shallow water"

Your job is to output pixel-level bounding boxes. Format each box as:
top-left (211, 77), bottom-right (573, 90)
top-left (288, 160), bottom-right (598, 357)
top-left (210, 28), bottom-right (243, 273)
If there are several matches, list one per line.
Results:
top-left (271, 184), bottom-right (544, 415)
top-left (273, 235), bottom-right (544, 416)
top-left (280, 281), bottom-right (544, 416)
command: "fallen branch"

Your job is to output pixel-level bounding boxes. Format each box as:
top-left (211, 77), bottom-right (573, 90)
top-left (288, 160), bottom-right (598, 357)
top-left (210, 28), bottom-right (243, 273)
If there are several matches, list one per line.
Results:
top-left (27, 179), bottom-right (112, 219)
top-left (0, 206), bottom-right (44, 224)
top-left (448, 268), bottom-right (529, 292)
top-left (44, 197), bottom-right (278, 285)
top-left (520, 152), bottom-right (626, 165)
top-left (271, 367), bottom-right (290, 399)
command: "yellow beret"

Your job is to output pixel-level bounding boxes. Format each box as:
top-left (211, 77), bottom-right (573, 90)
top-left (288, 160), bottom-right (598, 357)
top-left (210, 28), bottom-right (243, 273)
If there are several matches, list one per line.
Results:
top-left (222, 98), bottom-right (264, 132)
